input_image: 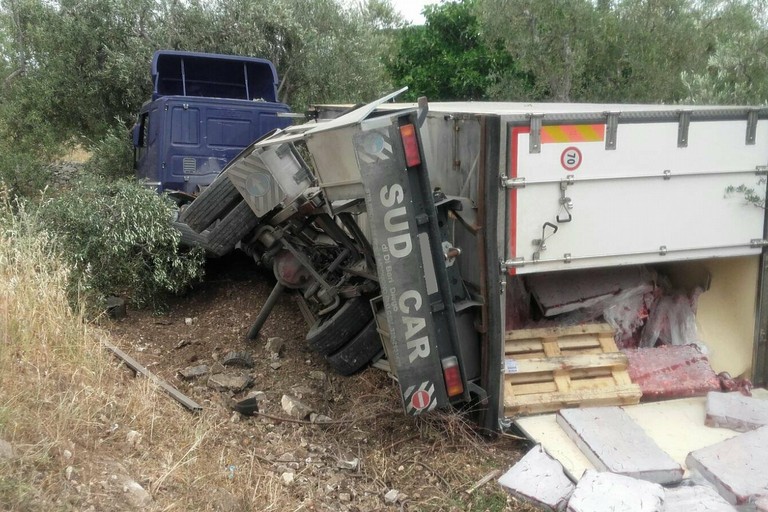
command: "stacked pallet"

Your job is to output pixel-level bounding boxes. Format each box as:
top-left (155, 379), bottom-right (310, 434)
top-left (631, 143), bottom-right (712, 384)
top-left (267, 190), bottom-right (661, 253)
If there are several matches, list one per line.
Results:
top-left (504, 323), bottom-right (641, 416)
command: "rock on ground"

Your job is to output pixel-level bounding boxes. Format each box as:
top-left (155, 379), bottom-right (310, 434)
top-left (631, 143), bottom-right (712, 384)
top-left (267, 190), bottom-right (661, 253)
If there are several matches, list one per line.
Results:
top-left (0, 439), bottom-right (15, 460)
top-left (281, 394), bottom-right (313, 419)
top-left (207, 373), bottom-right (253, 392)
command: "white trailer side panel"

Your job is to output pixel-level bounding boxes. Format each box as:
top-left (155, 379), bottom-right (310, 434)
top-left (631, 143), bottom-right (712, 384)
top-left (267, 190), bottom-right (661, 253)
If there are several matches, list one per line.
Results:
top-left (505, 117), bottom-right (768, 274)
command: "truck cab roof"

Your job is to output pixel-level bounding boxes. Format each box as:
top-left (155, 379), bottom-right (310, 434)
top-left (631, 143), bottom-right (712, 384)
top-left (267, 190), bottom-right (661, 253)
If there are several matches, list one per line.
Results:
top-left (151, 50), bottom-right (280, 102)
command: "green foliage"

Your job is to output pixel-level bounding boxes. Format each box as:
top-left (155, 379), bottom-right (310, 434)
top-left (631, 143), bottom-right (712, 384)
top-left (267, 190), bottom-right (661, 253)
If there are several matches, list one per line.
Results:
top-left (388, 0), bottom-right (531, 101)
top-left (36, 178), bottom-right (205, 310)
top-left (683, 1), bottom-right (768, 104)
top-left (725, 179), bottom-right (767, 208)
top-left (0, 150), bottom-right (50, 199)
top-left (0, 0), bottom-right (400, 163)
top-left (476, 0), bottom-right (768, 104)
top-left (84, 123), bottom-right (134, 180)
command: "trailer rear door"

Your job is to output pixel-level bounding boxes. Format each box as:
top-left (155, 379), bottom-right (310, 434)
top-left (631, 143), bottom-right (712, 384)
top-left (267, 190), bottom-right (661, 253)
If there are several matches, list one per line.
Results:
top-left (502, 110), bottom-right (768, 275)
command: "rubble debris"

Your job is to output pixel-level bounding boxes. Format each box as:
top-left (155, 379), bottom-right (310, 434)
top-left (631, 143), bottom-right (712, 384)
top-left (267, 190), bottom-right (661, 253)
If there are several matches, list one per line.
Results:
top-left (685, 425), bottom-right (768, 505)
top-left (119, 476), bottom-right (152, 507)
top-left (207, 373), bottom-right (253, 392)
top-left (290, 384), bottom-right (319, 398)
top-left (174, 339), bottom-right (192, 349)
top-left (281, 394), bottom-right (313, 419)
top-left (557, 407), bottom-right (683, 485)
top-left (309, 370), bottom-right (327, 381)
top-left (566, 470), bottom-right (664, 512)
top-left (310, 413), bottom-right (333, 424)
top-left (125, 430), bottom-right (142, 448)
top-left (184, 317), bottom-right (195, 326)
top-left (0, 439), bottom-right (15, 460)
top-left (246, 390), bottom-right (267, 402)
top-left (623, 345), bottom-right (720, 401)
top-left (337, 458), bottom-right (359, 471)
top-left (232, 396), bottom-right (260, 416)
top-left (265, 337), bottom-right (285, 360)
top-left (281, 472), bottom-right (295, 485)
top-left (105, 296), bottom-right (127, 319)
top-left (384, 489), bottom-right (400, 505)
top-left (179, 364), bottom-right (209, 379)
top-left (270, 362), bottom-right (283, 370)
top-left (662, 484), bottom-right (737, 512)
top-left (221, 351), bottom-right (254, 368)
top-left (706, 391), bottom-right (768, 432)
top-left (498, 444), bottom-right (574, 511)
top-left (65, 465), bottom-right (75, 481)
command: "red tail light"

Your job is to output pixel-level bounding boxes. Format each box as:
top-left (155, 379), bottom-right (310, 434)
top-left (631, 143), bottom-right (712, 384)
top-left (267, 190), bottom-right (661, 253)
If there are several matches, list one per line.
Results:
top-left (442, 356), bottom-right (464, 397)
top-left (399, 124), bottom-right (421, 167)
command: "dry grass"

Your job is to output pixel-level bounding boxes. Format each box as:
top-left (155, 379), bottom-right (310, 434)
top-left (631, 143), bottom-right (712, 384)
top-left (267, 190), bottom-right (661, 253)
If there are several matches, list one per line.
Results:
top-left (0, 201), bottom-right (298, 510)
top-left (0, 197), bottom-right (532, 511)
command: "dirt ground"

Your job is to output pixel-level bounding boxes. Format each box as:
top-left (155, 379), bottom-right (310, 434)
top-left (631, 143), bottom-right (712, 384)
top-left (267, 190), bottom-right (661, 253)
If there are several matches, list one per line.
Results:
top-left (104, 252), bottom-right (536, 511)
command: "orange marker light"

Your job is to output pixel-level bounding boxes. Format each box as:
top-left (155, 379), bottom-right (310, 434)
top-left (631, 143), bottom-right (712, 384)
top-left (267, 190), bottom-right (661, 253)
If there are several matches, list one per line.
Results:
top-left (399, 124), bottom-right (421, 167)
top-left (442, 356), bottom-right (464, 397)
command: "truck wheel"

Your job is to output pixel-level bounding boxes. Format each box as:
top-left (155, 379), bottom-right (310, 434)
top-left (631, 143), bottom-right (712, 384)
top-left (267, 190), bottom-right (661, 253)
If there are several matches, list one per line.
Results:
top-left (179, 173), bottom-right (241, 232)
top-left (326, 320), bottom-right (383, 376)
top-left (205, 201), bottom-right (260, 257)
top-left (173, 221), bottom-right (209, 248)
top-left (306, 297), bottom-right (372, 356)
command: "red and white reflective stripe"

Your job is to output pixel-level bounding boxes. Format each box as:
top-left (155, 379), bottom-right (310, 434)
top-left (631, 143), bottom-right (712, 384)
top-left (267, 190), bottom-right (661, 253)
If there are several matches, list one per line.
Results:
top-left (404, 382), bottom-right (437, 413)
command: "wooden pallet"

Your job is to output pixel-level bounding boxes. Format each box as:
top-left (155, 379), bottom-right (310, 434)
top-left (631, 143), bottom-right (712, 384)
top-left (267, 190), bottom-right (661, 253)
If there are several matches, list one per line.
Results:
top-left (504, 324), bottom-right (641, 416)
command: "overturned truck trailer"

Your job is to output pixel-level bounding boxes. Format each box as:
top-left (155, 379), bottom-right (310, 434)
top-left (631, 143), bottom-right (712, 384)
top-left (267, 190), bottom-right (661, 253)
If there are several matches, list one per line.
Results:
top-left (176, 90), bottom-right (768, 432)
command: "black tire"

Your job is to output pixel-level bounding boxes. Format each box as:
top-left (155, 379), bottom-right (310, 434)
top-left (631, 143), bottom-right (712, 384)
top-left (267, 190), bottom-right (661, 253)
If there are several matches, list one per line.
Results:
top-left (205, 201), bottom-right (260, 257)
top-left (179, 172), bottom-right (241, 232)
top-left (173, 221), bottom-right (209, 248)
top-left (326, 320), bottom-right (383, 376)
top-left (306, 297), bottom-right (373, 356)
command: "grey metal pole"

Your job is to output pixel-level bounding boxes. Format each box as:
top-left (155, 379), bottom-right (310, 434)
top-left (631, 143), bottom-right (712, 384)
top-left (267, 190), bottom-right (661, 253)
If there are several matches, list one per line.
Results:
top-left (246, 282), bottom-right (285, 340)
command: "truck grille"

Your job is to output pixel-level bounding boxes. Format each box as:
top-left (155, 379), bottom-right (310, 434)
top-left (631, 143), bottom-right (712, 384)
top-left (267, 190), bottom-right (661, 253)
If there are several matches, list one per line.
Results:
top-left (183, 158), bottom-right (197, 174)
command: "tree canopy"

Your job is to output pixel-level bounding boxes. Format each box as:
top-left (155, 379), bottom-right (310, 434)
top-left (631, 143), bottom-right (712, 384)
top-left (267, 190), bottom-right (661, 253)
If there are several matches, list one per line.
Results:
top-left (1, 0), bottom-right (768, 173)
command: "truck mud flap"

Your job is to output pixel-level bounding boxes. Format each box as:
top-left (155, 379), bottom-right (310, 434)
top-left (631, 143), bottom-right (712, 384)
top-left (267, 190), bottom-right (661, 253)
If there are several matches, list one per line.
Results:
top-left (178, 170), bottom-right (242, 232)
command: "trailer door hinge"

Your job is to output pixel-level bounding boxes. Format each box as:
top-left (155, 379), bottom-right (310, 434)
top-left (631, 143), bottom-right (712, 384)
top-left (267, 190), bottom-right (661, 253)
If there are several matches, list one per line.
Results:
top-left (747, 109), bottom-right (759, 145)
top-left (501, 175), bottom-right (525, 189)
top-left (528, 113), bottom-right (543, 154)
top-left (604, 111), bottom-right (619, 150)
top-left (678, 110), bottom-right (691, 148)
top-left (501, 258), bottom-right (525, 272)
top-left (751, 239), bottom-right (768, 248)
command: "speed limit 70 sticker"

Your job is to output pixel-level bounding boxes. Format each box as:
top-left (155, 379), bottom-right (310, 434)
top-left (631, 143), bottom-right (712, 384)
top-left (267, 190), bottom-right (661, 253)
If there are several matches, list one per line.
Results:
top-left (560, 146), bottom-right (582, 171)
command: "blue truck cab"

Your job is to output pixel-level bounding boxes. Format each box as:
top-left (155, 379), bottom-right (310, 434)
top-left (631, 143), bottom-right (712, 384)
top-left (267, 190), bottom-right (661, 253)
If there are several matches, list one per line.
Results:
top-left (133, 50), bottom-right (291, 194)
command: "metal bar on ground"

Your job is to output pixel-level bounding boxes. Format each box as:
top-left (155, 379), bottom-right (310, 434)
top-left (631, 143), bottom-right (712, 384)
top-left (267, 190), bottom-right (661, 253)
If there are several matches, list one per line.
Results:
top-left (102, 339), bottom-right (202, 413)
top-left (247, 282), bottom-right (285, 339)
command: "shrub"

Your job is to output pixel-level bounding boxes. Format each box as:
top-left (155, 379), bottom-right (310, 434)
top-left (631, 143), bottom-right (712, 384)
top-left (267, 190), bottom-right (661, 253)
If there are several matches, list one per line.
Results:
top-left (84, 123), bottom-right (135, 180)
top-left (37, 177), bottom-right (205, 311)
top-left (0, 150), bottom-right (51, 199)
